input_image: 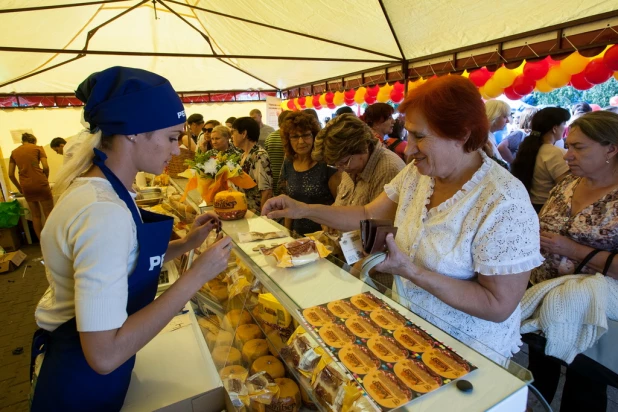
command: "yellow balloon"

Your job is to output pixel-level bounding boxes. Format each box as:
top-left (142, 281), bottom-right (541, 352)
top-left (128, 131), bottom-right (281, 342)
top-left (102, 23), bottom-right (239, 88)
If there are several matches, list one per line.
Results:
top-left (376, 91), bottom-right (390, 103)
top-left (319, 94), bottom-right (327, 106)
top-left (513, 60), bottom-right (526, 76)
top-left (493, 66), bottom-right (517, 88)
top-left (354, 87), bottom-right (366, 105)
top-left (461, 69), bottom-right (470, 78)
top-left (293, 98), bottom-right (300, 109)
top-left (535, 77), bottom-right (554, 93)
top-left (478, 86), bottom-right (491, 100)
top-left (280, 101), bottom-right (288, 111)
top-left (614, 71), bottom-right (618, 81)
top-left (304, 96), bottom-right (314, 109)
top-left (333, 91), bottom-right (345, 106)
top-left (484, 78), bottom-right (503, 98)
top-left (561, 52), bottom-right (589, 75)
top-left (546, 66), bottom-right (571, 88)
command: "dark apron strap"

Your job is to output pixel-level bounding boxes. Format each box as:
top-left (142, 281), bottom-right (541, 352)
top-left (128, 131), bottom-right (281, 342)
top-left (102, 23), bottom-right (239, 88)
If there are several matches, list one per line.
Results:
top-left (574, 249), bottom-right (602, 274)
top-left (30, 329), bottom-right (50, 381)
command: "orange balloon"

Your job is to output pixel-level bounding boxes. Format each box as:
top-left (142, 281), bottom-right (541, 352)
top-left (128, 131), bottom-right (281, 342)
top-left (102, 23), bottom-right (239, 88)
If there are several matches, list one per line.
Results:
top-left (535, 77), bottom-right (554, 93)
top-left (483, 78), bottom-right (504, 98)
top-left (614, 71), bottom-right (618, 81)
top-left (546, 66), bottom-right (571, 88)
top-left (560, 52), bottom-right (589, 75)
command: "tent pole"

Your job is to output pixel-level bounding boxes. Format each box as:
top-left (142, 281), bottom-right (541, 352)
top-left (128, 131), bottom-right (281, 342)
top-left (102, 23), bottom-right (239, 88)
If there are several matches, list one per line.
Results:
top-left (0, 0), bottom-right (130, 14)
top-left (0, 55), bottom-right (85, 89)
top-left (377, 0), bottom-right (405, 60)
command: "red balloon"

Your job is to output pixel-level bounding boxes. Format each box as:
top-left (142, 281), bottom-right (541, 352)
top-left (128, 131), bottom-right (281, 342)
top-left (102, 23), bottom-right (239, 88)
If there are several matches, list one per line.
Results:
top-left (344, 97), bottom-right (355, 106)
top-left (511, 75), bottom-right (535, 96)
top-left (297, 96), bottom-right (306, 109)
top-left (603, 45), bottom-right (618, 71)
top-left (367, 85), bottom-right (380, 97)
top-left (344, 89), bottom-right (356, 99)
top-left (468, 67), bottom-right (492, 87)
top-left (546, 56), bottom-right (560, 66)
top-left (570, 72), bottom-right (593, 91)
top-left (327, 102), bottom-right (336, 110)
top-left (584, 58), bottom-right (613, 85)
top-left (504, 86), bottom-right (522, 100)
top-left (312, 95), bottom-right (322, 109)
top-left (393, 81), bottom-right (405, 93)
top-left (523, 59), bottom-right (550, 81)
top-left (390, 89), bottom-right (404, 103)
top-left (325, 91), bottom-right (335, 104)
top-left (287, 100), bottom-right (296, 111)
top-left (364, 93), bottom-right (377, 104)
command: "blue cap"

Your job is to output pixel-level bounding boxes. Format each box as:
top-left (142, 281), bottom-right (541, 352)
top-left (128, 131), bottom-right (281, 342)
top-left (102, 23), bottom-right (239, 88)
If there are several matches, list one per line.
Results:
top-left (75, 66), bottom-right (186, 136)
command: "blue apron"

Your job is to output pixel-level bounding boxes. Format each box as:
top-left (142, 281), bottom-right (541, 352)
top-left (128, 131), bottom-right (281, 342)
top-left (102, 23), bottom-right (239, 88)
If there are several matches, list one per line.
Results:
top-left (30, 149), bottom-right (174, 411)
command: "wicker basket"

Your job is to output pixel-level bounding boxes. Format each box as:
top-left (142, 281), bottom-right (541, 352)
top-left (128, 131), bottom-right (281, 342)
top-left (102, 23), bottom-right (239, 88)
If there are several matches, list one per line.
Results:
top-left (167, 148), bottom-right (195, 177)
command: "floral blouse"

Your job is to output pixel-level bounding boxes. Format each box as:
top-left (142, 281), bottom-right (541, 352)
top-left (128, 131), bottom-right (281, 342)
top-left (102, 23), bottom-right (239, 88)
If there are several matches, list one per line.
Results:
top-left (531, 174), bottom-right (618, 284)
top-left (241, 144), bottom-right (273, 214)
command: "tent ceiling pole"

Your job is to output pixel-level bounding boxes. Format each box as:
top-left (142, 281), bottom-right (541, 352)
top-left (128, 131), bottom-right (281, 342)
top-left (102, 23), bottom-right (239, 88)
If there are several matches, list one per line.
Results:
top-left (84, 0), bottom-right (148, 50)
top-left (0, 47), bottom-right (395, 63)
top-left (406, 9), bottom-right (618, 64)
top-left (377, 0), bottom-right (405, 60)
top-left (156, 0), bottom-right (215, 54)
top-left (284, 63), bottom-right (398, 91)
top-left (165, 0), bottom-right (400, 61)
top-left (0, 54), bottom-right (85, 89)
top-left (0, 89), bottom-right (278, 97)
top-left (217, 58), bottom-right (279, 90)
top-left (0, 0), bottom-right (131, 14)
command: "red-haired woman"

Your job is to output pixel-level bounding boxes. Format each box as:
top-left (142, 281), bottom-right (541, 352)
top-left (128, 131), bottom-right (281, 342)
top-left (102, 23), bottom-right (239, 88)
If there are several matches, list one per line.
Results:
top-left (262, 75), bottom-right (542, 360)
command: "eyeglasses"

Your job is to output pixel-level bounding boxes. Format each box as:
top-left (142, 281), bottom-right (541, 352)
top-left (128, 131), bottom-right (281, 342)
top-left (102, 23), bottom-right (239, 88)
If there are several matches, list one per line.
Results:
top-left (328, 155), bottom-right (353, 170)
top-left (289, 132), bottom-right (313, 142)
top-left (202, 127), bottom-right (214, 133)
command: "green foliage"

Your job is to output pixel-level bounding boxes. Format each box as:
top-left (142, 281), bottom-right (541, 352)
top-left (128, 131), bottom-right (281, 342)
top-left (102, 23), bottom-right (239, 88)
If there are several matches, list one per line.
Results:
top-left (525, 78), bottom-right (618, 108)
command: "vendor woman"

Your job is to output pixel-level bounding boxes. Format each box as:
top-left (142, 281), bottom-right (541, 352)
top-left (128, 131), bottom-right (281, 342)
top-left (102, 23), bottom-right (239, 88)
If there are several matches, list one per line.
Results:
top-left (30, 67), bottom-right (233, 411)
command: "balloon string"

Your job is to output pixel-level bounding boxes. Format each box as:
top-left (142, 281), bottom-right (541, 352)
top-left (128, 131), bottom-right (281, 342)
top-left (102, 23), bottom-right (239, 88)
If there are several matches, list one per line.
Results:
top-left (562, 34), bottom-right (579, 51)
top-left (525, 42), bottom-right (540, 58)
top-left (495, 50), bottom-right (508, 64)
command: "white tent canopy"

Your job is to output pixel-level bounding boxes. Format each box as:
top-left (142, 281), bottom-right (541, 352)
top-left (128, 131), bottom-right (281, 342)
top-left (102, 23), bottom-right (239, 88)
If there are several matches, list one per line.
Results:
top-left (1, 0), bottom-right (617, 94)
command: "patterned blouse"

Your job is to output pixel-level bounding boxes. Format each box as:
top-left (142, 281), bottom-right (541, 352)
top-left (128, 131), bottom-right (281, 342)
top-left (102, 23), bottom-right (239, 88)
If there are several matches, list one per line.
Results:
top-left (241, 144), bottom-right (273, 215)
top-left (531, 174), bottom-right (618, 284)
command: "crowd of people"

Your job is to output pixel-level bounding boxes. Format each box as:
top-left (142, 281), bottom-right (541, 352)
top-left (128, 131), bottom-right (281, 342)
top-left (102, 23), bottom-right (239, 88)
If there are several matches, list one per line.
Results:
top-left (8, 65), bottom-right (618, 411)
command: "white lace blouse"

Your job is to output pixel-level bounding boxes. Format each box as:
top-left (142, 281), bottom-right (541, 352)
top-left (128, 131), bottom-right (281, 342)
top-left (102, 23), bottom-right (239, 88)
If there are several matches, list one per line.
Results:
top-left (384, 151), bottom-right (543, 359)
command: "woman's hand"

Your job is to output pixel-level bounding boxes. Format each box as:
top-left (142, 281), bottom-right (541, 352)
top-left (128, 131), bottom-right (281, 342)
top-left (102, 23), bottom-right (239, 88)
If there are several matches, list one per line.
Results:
top-left (374, 234), bottom-right (419, 280)
top-left (191, 233), bottom-right (233, 283)
top-left (540, 231), bottom-right (578, 257)
top-left (262, 195), bottom-right (308, 220)
top-left (184, 212), bottom-right (221, 251)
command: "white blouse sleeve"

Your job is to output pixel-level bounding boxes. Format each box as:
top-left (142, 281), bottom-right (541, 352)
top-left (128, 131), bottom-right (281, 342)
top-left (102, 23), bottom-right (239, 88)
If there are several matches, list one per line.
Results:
top-left (384, 164), bottom-right (413, 203)
top-left (68, 202), bottom-right (134, 332)
top-left (472, 199), bottom-right (544, 276)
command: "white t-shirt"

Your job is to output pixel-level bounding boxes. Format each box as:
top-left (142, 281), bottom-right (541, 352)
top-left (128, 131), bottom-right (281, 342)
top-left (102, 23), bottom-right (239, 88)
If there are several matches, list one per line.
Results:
top-left (35, 178), bottom-right (139, 332)
top-left (384, 151), bottom-right (543, 359)
top-left (530, 144), bottom-right (569, 205)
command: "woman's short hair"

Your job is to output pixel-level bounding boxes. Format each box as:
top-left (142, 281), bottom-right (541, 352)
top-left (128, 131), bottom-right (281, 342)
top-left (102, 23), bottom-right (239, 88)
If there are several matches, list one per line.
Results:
top-left (212, 125), bottom-right (230, 141)
top-left (363, 103), bottom-right (394, 127)
top-left (225, 117), bottom-right (237, 125)
top-left (22, 133), bottom-right (36, 144)
top-left (570, 111), bottom-right (618, 147)
top-left (518, 107), bottom-right (539, 130)
top-left (50, 137), bottom-right (66, 148)
top-left (485, 100), bottom-right (511, 130)
top-left (232, 117), bottom-right (260, 142)
top-left (280, 112), bottom-right (321, 158)
top-left (205, 119), bottom-right (221, 127)
top-left (398, 76), bottom-right (488, 152)
top-left (312, 114), bottom-right (377, 164)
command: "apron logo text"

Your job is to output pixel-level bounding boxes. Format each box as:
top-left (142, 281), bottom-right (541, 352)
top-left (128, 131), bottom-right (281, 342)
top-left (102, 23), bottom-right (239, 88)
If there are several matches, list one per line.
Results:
top-left (149, 254), bottom-right (165, 271)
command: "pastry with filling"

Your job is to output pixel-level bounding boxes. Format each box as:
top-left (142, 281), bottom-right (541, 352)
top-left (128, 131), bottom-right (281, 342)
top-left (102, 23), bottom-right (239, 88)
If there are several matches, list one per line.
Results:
top-left (363, 369), bottom-right (413, 409)
top-left (338, 343), bottom-right (381, 375)
top-left (349, 293), bottom-right (383, 312)
top-left (282, 334), bottom-right (320, 373)
top-left (393, 326), bottom-right (433, 353)
top-left (319, 323), bottom-right (356, 348)
top-left (302, 306), bottom-right (336, 327)
top-left (393, 359), bottom-right (442, 393)
top-left (344, 315), bottom-right (382, 339)
top-left (369, 308), bottom-right (406, 330)
top-left (326, 300), bottom-right (359, 319)
top-left (313, 364), bottom-right (347, 410)
top-left (366, 335), bottom-right (408, 363)
top-left (422, 348), bottom-right (471, 379)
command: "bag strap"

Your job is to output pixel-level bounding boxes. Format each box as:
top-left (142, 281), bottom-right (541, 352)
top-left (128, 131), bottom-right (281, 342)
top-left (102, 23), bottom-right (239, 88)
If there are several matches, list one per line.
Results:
top-left (387, 138), bottom-right (402, 152)
top-left (575, 249), bottom-right (602, 273)
top-left (603, 251), bottom-right (617, 276)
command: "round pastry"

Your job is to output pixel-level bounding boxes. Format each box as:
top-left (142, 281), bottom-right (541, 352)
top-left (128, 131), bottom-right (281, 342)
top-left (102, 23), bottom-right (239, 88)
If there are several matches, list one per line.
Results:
top-left (369, 308), bottom-right (406, 330)
top-left (242, 339), bottom-right (270, 366)
top-left (269, 378), bottom-right (301, 412)
top-left (349, 293), bottom-right (383, 312)
top-left (393, 359), bottom-right (442, 393)
top-left (251, 355), bottom-right (286, 379)
top-left (326, 300), bottom-right (359, 319)
top-left (344, 315), bottom-right (382, 339)
top-left (302, 306), bottom-right (336, 327)
top-left (219, 365), bottom-right (248, 381)
top-left (222, 309), bottom-right (253, 331)
top-left (421, 348), bottom-right (471, 379)
top-left (393, 326), bottom-right (433, 353)
top-left (362, 369), bottom-right (413, 409)
top-left (318, 323), bottom-right (356, 348)
top-left (197, 315), bottom-right (220, 335)
top-left (235, 324), bottom-right (264, 348)
top-left (206, 279), bottom-right (229, 303)
top-left (338, 343), bottom-right (381, 375)
top-left (206, 330), bottom-right (234, 349)
top-left (212, 346), bottom-right (242, 369)
top-left (366, 335), bottom-right (408, 363)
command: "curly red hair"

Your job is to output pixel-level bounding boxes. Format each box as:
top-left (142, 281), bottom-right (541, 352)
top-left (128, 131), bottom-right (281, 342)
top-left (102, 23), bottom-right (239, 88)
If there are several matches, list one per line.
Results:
top-left (398, 76), bottom-right (488, 152)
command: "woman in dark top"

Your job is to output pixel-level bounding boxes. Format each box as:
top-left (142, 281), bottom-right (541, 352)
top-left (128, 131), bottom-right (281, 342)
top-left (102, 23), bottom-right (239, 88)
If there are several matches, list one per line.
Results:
top-left (279, 112), bottom-right (338, 236)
